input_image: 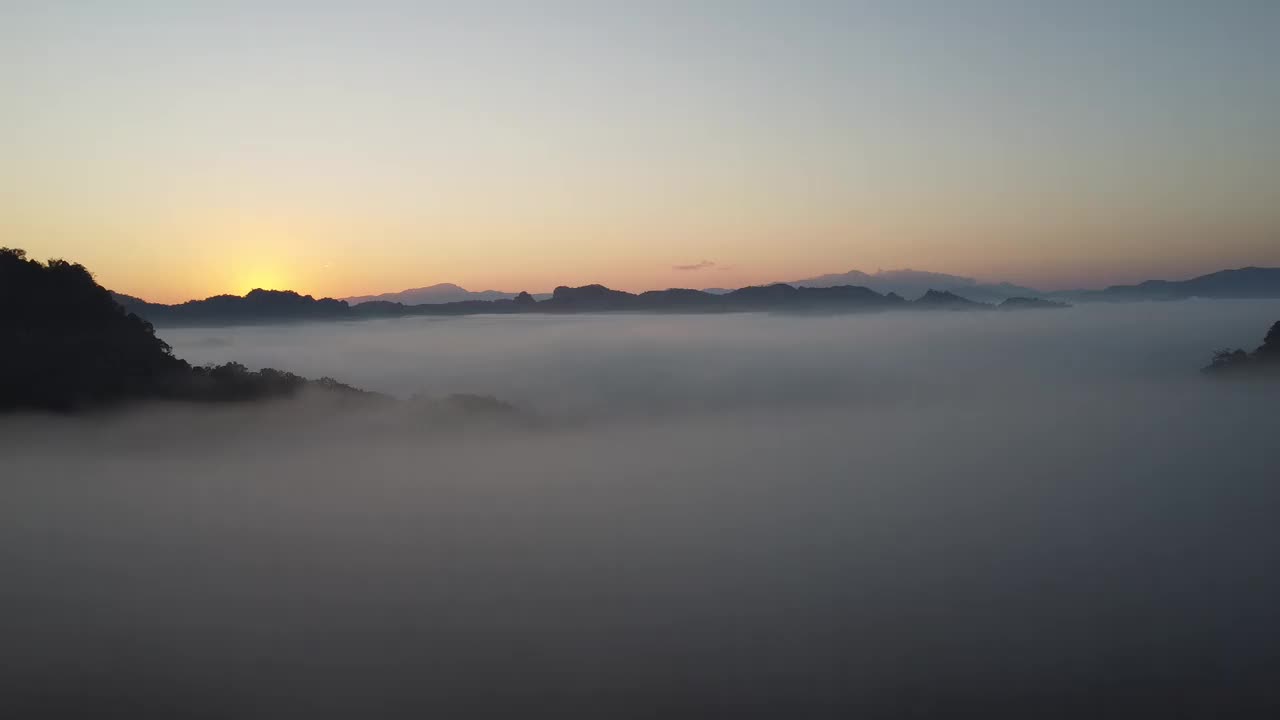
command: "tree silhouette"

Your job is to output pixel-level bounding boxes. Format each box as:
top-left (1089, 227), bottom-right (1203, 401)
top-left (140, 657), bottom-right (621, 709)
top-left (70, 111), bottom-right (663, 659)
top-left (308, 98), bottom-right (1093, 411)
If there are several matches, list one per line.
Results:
top-left (1, 247), bottom-right (378, 411)
top-left (1202, 321), bottom-right (1280, 376)
top-left (2, 247), bottom-right (188, 410)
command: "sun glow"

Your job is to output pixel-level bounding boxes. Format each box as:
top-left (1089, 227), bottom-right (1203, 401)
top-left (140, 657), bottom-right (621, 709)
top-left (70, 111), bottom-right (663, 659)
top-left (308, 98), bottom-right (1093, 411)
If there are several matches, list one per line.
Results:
top-left (235, 267), bottom-right (292, 296)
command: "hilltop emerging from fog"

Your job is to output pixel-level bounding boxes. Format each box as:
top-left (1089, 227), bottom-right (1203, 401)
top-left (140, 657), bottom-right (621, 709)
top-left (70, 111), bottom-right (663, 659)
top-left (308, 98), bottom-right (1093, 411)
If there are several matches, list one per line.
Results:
top-left (1, 247), bottom-right (393, 413)
top-left (1, 247), bottom-right (532, 419)
top-left (1203, 320), bottom-right (1280, 376)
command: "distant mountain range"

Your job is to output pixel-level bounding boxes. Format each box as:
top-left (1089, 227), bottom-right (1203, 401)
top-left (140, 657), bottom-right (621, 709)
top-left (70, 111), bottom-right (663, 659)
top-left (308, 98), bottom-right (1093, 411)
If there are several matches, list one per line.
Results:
top-left (1058, 267), bottom-right (1280, 302)
top-left (320, 266), bottom-right (1280, 308)
top-left (114, 289), bottom-right (351, 326)
top-left (786, 266), bottom-right (1280, 304)
top-left (786, 269), bottom-right (1044, 304)
top-left (115, 282), bottom-right (1037, 328)
top-left (343, 283), bottom-right (551, 305)
top-left (110, 266), bottom-right (1280, 328)
top-left (341, 270), bottom-right (1040, 307)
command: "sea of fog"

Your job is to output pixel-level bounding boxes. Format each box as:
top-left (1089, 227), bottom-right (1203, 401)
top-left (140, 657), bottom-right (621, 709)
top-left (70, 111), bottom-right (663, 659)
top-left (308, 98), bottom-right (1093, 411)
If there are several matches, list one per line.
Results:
top-left (3, 301), bottom-right (1279, 717)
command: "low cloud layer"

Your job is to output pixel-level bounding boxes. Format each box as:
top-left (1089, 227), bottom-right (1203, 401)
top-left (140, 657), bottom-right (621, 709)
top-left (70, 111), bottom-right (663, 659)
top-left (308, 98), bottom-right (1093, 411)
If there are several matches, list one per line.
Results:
top-left (3, 300), bottom-right (1279, 717)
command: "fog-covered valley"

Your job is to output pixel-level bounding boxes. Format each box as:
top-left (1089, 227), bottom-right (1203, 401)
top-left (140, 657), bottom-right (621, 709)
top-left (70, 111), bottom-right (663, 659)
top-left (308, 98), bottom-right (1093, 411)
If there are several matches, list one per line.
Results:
top-left (165, 300), bottom-right (1280, 419)
top-left (3, 301), bottom-right (1279, 717)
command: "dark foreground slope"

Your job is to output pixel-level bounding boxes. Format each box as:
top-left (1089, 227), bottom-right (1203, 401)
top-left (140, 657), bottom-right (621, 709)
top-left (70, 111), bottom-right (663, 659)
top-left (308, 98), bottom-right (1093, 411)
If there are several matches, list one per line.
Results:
top-left (1203, 320), bottom-right (1280, 376)
top-left (3, 249), bottom-right (188, 409)
top-left (1, 248), bottom-right (376, 412)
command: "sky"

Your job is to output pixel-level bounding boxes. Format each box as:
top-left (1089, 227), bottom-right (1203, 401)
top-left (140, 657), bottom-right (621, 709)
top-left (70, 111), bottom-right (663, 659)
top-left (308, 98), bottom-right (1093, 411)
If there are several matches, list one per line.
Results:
top-left (3, 1), bottom-right (1278, 302)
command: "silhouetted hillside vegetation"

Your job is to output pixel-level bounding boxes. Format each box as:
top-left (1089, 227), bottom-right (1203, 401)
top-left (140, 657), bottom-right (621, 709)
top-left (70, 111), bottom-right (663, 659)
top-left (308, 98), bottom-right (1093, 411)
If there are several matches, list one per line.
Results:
top-left (1, 248), bottom-right (380, 412)
top-left (1203, 320), bottom-right (1280, 376)
top-left (3, 248), bottom-right (189, 410)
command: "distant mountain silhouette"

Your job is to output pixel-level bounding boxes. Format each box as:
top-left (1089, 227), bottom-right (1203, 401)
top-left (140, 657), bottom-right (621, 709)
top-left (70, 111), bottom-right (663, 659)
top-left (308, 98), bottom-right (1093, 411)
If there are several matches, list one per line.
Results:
top-left (998, 296), bottom-right (1071, 310)
top-left (114, 267), bottom-right (1280, 329)
top-left (386, 282), bottom-right (912, 315)
top-left (110, 277), bottom-right (1079, 327)
top-left (114, 265), bottom-right (1280, 327)
top-left (1203, 320), bottom-right (1280, 376)
top-left (343, 269), bottom-right (1046, 307)
top-left (789, 266), bottom-right (1280, 303)
top-left (788, 269), bottom-right (1044, 303)
top-left (1062, 267), bottom-right (1280, 302)
top-left (545, 283), bottom-right (639, 311)
top-left (344, 283), bottom-right (552, 306)
top-left (109, 290), bottom-right (149, 307)
top-left (911, 290), bottom-right (992, 309)
top-left (115, 288), bottom-right (349, 326)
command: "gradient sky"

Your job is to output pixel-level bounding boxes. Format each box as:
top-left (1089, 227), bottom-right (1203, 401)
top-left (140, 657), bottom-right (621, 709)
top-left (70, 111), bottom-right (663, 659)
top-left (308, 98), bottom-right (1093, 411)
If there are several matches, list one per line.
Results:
top-left (3, 1), bottom-right (1278, 302)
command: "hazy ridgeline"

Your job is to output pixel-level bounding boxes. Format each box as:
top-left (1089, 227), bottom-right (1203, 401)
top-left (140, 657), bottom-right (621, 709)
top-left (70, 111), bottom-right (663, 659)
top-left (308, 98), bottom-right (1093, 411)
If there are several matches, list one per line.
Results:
top-left (3, 302), bottom-right (1279, 717)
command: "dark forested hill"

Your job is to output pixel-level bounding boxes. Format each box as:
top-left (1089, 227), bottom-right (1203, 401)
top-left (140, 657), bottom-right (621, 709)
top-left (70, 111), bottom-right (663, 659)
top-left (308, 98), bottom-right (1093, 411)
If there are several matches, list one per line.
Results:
top-left (1203, 320), bottom-right (1280, 376)
top-left (3, 247), bottom-right (190, 410)
top-left (2, 248), bottom-right (377, 412)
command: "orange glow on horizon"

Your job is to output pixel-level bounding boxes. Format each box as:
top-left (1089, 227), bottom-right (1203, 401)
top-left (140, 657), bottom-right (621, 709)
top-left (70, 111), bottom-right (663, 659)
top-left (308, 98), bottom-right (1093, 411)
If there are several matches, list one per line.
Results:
top-left (235, 268), bottom-right (294, 297)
